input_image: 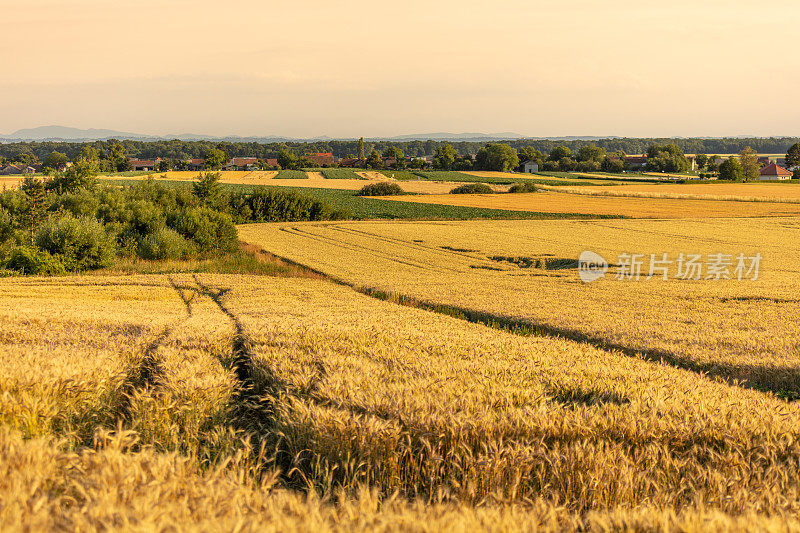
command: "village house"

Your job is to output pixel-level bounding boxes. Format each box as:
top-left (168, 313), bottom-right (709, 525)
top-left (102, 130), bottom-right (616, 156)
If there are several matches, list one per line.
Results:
top-left (337, 158), bottom-right (360, 168)
top-left (224, 157), bottom-right (258, 171)
top-left (0, 164), bottom-right (36, 175)
top-left (758, 163), bottom-right (793, 181)
top-left (264, 158), bottom-right (279, 168)
top-left (522, 160), bottom-right (539, 173)
top-left (129, 158), bottom-right (162, 171)
top-left (624, 155), bottom-right (647, 168)
top-left (303, 152), bottom-right (335, 166)
top-left (188, 158), bottom-right (206, 171)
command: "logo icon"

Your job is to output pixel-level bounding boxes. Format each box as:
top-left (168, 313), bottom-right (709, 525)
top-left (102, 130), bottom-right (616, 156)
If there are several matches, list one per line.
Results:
top-left (579, 250), bottom-right (608, 283)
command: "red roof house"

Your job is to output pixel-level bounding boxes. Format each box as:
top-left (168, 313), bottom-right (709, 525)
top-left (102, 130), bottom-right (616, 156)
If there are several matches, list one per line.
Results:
top-left (303, 153), bottom-right (335, 166)
top-left (759, 163), bottom-right (793, 181)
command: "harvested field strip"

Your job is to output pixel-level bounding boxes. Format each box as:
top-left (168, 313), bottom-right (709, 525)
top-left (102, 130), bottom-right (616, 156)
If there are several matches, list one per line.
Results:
top-left (539, 184), bottom-right (800, 203)
top-left (321, 168), bottom-right (366, 180)
top-left (374, 191), bottom-right (800, 218)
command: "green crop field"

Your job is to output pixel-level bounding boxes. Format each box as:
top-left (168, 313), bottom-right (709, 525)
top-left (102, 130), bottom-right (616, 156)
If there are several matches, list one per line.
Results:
top-left (275, 170), bottom-right (309, 179)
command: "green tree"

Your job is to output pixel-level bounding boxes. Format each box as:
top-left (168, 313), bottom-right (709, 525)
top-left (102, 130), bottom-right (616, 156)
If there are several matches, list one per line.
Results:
top-left (20, 176), bottom-right (48, 243)
top-left (577, 144), bottom-right (606, 162)
top-left (204, 148), bottom-right (227, 170)
top-left (357, 137), bottom-right (365, 161)
top-left (738, 147), bottom-right (759, 181)
top-left (548, 146), bottom-right (572, 161)
top-left (600, 155), bottom-right (625, 173)
top-left (365, 150), bottom-right (384, 169)
top-left (718, 157), bottom-right (743, 181)
top-left (42, 151), bottom-right (68, 173)
top-left (476, 143), bottom-right (519, 172)
top-left (382, 146), bottom-right (404, 166)
top-left (646, 144), bottom-right (689, 173)
top-left (518, 146), bottom-right (544, 166)
top-left (107, 142), bottom-right (131, 172)
top-left (14, 152), bottom-right (39, 166)
top-left (433, 144), bottom-right (457, 170)
top-left (277, 150), bottom-right (298, 170)
top-left (193, 172), bottom-right (227, 210)
top-left (695, 154), bottom-right (709, 169)
top-left (785, 143), bottom-right (800, 169)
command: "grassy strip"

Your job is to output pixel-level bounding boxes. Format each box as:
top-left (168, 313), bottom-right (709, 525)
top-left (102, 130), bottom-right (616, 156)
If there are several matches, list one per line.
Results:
top-left (275, 170), bottom-right (309, 179)
top-left (94, 244), bottom-right (323, 277)
top-left (102, 178), bottom-right (622, 220)
top-left (233, 185), bottom-right (619, 220)
top-left (377, 170), bottom-right (423, 181)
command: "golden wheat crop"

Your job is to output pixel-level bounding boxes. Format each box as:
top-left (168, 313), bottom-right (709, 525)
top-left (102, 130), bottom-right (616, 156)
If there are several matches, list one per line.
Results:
top-left (539, 182), bottom-right (800, 203)
top-left (4, 271), bottom-right (800, 528)
top-left (238, 217), bottom-right (800, 396)
top-left (374, 190), bottom-right (800, 217)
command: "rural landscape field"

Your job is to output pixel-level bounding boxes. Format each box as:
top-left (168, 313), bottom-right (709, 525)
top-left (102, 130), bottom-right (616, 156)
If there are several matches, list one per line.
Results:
top-left (4, 0), bottom-right (800, 529)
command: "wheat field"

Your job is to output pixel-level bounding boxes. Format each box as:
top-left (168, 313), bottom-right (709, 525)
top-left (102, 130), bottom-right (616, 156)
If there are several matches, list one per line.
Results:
top-left (4, 272), bottom-right (800, 529)
top-left (239, 218), bottom-right (800, 396)
top-left (375, 190), bottom-right (800, 217)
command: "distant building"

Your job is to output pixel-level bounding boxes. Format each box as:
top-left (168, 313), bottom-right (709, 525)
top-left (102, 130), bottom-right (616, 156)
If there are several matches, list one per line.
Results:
top-left (303, 152), bottom-right (335, 166)
top-left (0, 164), bottom-right (31, 175)
top-left (264, 158), bottom-right (279, 168)
top-left (758, 163), bottom-right (793, 181)
top-left (624, 155), bottom-right (647, 168)
top-left (522, 161), bottom-right (539, 173)
top-left (129, 158), bottom-right (161, 171)
top-left (337, 158), bottom-right (360, 168)
top-left (225, 157), bottom-right (258, 171)
top-left (188, 158), bottom-right (206, 171)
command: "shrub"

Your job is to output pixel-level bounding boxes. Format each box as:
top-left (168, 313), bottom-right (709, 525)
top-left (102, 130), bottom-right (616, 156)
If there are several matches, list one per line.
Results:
top-left (450, 183), bottom-right (494, 194)
top-left (170, 207), bottom-right (238, 254)
top-left (138, 227), bottom-right (194, 260)
top-left (358, 182), bottom-right (403, 196)
top-left (0, 207), bottom-right (12, 243)
top-left (2, 246), bottom-right (66, 275)
top-left (51, 189), bottom-right (100, 218)
top-left (245, 188), bottom-right (336, 222)
top-left (508, 182), bottom-right (538, 193)
top-left (35, 215), bottom-right (116, 271)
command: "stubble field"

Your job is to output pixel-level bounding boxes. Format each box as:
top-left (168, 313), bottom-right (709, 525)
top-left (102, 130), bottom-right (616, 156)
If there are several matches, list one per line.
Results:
top-left (373, 190), bottom-right (800, 218)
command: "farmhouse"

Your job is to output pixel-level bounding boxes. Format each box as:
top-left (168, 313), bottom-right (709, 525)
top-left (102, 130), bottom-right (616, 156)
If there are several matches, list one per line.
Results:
top-left (758, 163), bottom-right (793, 181)
top-left (304, 152), bottom-right (335, 166)
top-left (188, 158), bottom-right (206, 171)
top-left (129, 158), bottom-right (161, 171)
top-left (624, 155), bottom-right (647, 168)
top-left (522, 160), bottom-right (539, 173)
top-left (225, 157), bottom-right (258, 171)
top-left (0, 164), bottom-right (35, 175)
top-left (264, 158), bottom-right (279, 168)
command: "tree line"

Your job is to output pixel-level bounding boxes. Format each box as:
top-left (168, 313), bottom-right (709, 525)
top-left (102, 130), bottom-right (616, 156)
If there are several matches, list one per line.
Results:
top-left (3, 137), bottom-right (800, 166)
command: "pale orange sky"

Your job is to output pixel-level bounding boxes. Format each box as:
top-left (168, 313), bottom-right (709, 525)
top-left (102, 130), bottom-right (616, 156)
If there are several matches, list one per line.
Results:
top-left (2, 0), bottom-right (799, 138)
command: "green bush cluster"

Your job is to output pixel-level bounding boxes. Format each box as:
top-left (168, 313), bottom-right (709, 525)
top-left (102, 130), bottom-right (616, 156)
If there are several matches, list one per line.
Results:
top-left (0, 172), bottom-right (348, 275)
top-left (508, 182), bottom-right (538, 193)
top-left (358, 182), bottom-right (404, 196)
top-left (450, 183), bottom-right (494, 194)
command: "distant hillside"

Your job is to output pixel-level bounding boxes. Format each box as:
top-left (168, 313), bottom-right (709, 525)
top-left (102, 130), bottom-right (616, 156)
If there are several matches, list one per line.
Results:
top-left (1, 126), bottom-right (533, 143)
top-left (0, 126), bottom-right (155, 141)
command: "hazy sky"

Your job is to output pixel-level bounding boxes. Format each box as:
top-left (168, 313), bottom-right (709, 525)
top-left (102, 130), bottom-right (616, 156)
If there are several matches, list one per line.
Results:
top-left (3, 0), bottom-right (799, 138)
